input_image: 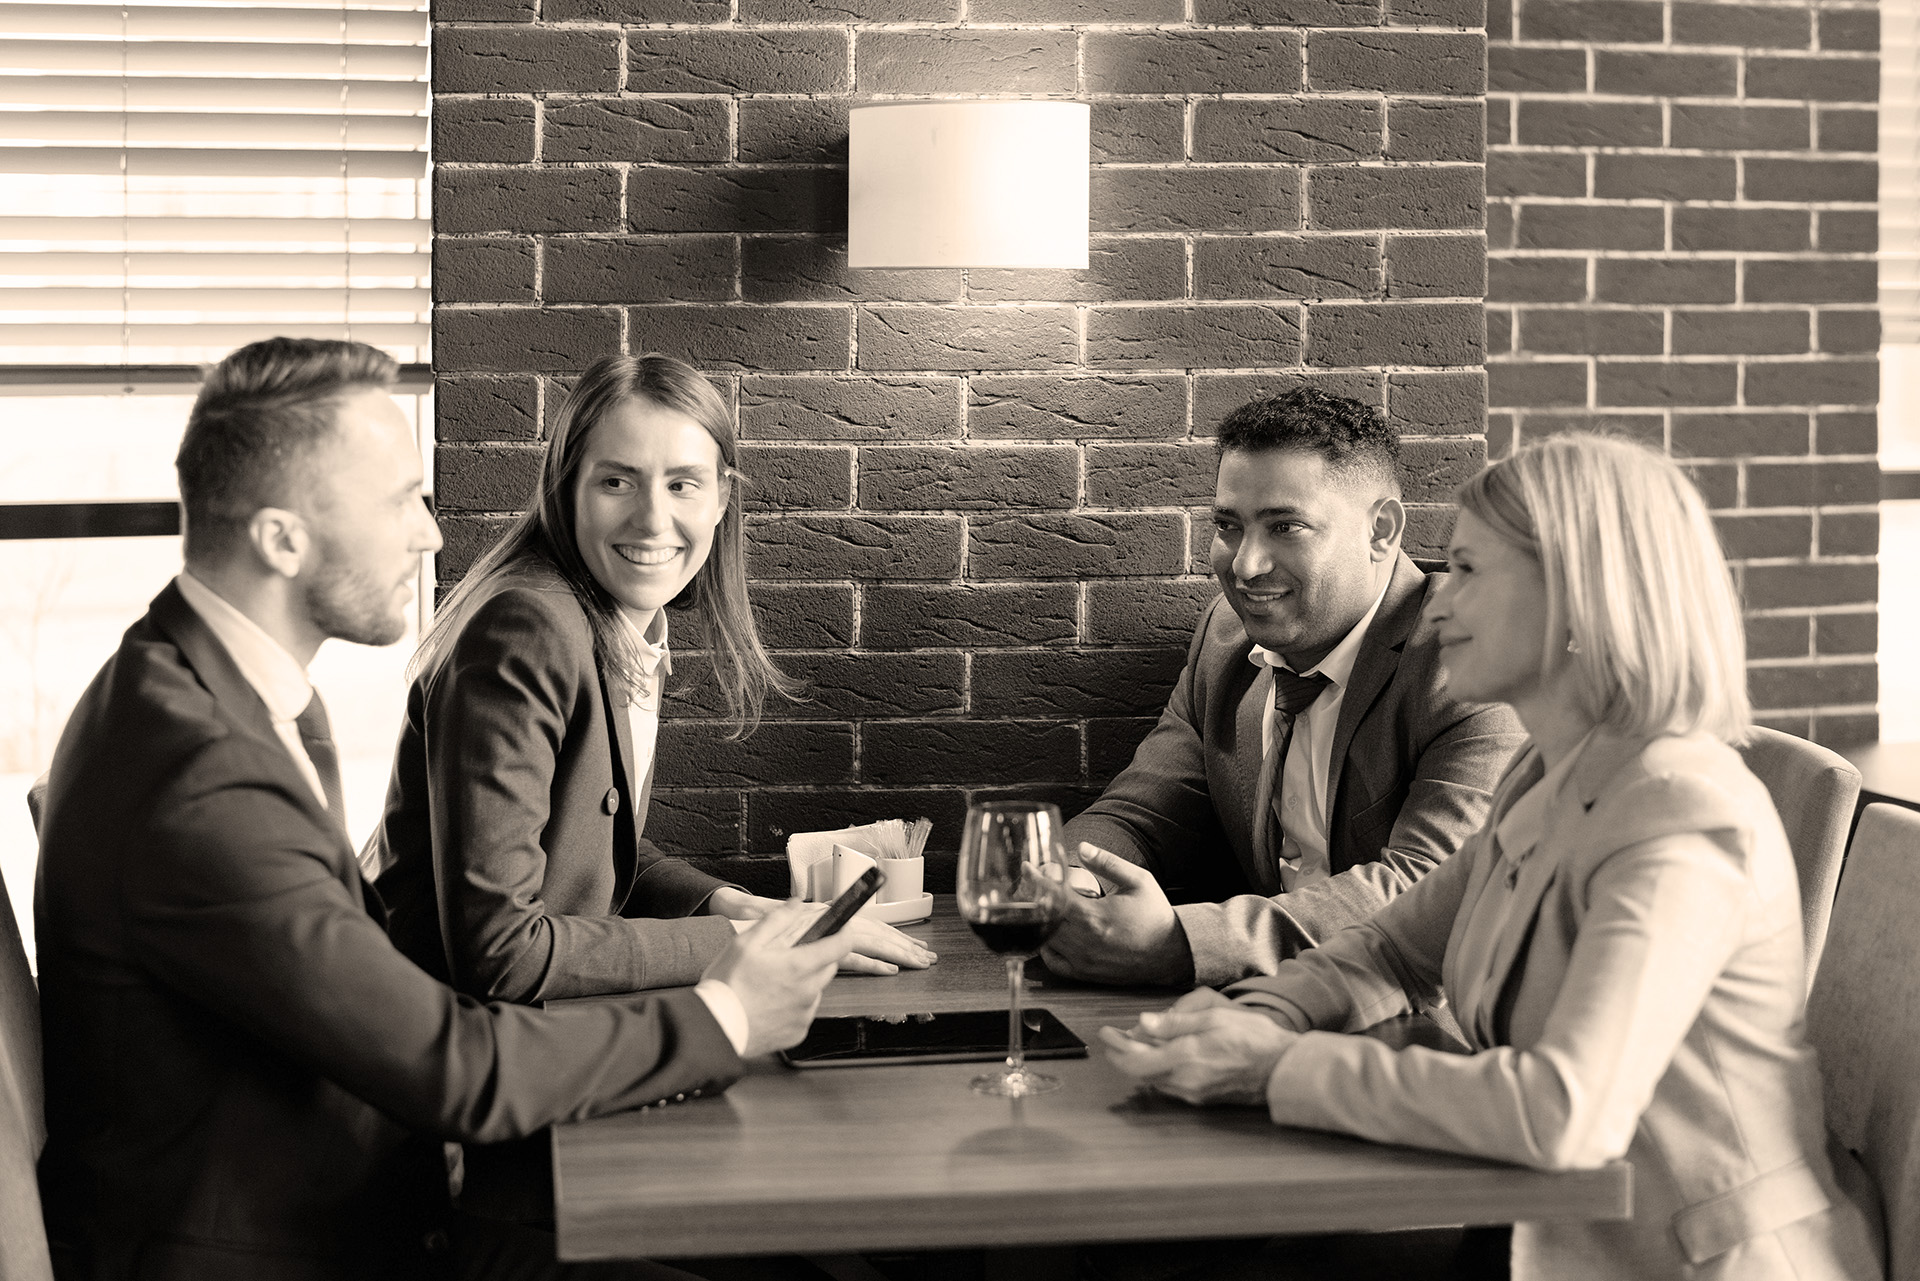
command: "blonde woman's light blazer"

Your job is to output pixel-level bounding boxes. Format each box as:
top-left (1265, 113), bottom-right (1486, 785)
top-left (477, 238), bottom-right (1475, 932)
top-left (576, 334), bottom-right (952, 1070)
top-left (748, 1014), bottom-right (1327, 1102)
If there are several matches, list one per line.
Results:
top-left (1229, 730), bottom-right (1883, 1281)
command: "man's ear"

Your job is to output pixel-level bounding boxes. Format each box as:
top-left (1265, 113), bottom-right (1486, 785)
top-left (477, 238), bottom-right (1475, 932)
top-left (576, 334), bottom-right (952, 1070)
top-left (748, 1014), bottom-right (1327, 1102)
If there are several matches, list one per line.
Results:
top-left (245, 507), bottom-right (309, 580)
top-left (1368, 495), bottom-right (1406, 560)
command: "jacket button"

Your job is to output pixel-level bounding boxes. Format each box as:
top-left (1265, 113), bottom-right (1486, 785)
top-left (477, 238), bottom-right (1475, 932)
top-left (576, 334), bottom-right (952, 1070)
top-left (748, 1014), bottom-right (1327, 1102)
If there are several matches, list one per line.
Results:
top-left (674, 1092), bottom-right (686, 1103)
top-left (604, 789), bottom-right (620, 815)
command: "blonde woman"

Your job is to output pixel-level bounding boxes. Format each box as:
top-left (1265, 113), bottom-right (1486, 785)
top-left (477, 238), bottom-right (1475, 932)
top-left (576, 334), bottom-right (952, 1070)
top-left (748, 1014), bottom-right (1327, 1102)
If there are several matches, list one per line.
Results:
top-left (1105, 434), bottom-right (1883, 1280)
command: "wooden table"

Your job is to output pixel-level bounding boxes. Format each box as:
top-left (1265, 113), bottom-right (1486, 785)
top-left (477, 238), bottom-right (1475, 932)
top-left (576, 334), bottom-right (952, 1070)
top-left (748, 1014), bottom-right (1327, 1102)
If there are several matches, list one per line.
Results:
top-left (552, 900), bottom-right (1630, 1261)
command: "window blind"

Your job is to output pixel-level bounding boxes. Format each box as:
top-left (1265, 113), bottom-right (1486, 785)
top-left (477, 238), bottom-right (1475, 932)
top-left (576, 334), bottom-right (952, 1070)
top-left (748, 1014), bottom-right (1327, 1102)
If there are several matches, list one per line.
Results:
top-left (0, 0), bottom-right (429, 368)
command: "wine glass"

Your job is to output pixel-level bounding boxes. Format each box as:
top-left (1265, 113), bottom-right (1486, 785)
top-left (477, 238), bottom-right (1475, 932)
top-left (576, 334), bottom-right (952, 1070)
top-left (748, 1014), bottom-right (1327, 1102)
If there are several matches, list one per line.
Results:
top-left (956, 800), bottom-right (1072, 1097)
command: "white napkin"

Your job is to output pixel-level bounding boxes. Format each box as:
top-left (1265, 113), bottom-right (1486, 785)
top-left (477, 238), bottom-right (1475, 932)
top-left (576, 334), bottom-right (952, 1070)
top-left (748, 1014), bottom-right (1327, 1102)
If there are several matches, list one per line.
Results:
top-left (785, 822), bottom-right (893, 901)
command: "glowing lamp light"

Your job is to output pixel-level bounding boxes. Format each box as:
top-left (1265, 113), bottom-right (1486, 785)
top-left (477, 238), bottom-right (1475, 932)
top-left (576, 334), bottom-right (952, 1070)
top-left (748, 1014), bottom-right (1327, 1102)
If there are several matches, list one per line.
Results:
top-left (848, 101), bottom-right (1091, 270)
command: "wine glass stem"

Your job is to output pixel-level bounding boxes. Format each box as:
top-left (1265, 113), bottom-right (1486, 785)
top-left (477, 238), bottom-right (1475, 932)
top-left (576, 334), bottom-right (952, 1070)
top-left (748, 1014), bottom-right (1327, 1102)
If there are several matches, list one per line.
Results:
top-left (1006, 955), bottom-right (1026, 1076)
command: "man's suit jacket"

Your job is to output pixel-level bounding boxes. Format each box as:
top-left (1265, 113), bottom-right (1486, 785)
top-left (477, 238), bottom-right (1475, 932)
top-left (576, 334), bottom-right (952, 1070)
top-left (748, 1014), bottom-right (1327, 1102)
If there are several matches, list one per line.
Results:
top-left (1063, 552), bottom-right (1526, 986)
top-left (1235, 731), bottom-right (1883, 1281)
top-left (34, 583), bottom-right (742, 1281)
top-left (371, 577), bottom-right (734, 1005)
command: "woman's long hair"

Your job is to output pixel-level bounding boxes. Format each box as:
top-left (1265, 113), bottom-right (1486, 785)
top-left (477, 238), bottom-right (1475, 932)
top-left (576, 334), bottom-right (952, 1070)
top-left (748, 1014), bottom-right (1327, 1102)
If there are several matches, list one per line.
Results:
top-left (1454, 432), bottom-right (1751, 745)
top-left (413, 353), bottom-right (796, 737)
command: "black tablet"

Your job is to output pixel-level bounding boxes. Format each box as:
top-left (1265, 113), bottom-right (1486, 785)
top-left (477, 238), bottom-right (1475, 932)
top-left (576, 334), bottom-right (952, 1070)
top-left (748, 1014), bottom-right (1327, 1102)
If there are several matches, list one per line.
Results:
top-left (779, 1009), bottom-right (1088, 1069)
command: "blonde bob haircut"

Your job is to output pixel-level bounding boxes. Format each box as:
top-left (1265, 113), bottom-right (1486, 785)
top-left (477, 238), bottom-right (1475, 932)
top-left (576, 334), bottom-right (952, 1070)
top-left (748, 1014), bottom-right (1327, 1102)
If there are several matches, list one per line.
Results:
top-left (1455, 432), bottom-right (1752, 744)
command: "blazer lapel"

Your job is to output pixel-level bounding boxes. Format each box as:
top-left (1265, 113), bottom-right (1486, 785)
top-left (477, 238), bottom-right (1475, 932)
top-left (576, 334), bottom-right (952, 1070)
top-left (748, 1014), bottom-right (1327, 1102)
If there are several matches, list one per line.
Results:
top-left (148, 582), bottom-right (358, 868)
top-left (599, 660), bottom-right (640, 893)
top-left (1325, 554), bottom-right (1427, 852)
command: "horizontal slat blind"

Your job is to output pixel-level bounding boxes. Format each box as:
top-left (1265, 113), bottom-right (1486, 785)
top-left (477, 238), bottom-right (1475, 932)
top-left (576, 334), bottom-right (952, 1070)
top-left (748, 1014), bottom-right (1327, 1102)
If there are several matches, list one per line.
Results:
top-left (0, 0), bottom-right (428, 367)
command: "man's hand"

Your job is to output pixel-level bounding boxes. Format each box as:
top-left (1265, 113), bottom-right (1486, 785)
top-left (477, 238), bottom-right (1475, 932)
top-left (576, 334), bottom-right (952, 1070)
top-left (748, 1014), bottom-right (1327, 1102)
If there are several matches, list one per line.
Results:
top-left (701, 901), bottom-right (853, 1057)
top-left (1098, 1001), bottom-right (1299, 1107)
top-left (1039, 845), bottom-right (1194, 987)
top-left (707, 888), bottom-right (936, 975)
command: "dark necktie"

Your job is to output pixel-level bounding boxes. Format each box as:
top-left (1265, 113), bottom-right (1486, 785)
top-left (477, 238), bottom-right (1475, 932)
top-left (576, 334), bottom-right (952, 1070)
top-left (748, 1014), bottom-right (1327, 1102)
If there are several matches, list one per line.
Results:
top-left (295, 690), bottom-right (348, 833)
top-left (1251, 667), bottom-right (1332, 890)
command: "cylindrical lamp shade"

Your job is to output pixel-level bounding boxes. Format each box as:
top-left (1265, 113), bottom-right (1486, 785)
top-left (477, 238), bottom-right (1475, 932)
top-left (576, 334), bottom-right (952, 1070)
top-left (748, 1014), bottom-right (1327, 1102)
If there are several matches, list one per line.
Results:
top-left (848, 101), bottom-right (1090, 269)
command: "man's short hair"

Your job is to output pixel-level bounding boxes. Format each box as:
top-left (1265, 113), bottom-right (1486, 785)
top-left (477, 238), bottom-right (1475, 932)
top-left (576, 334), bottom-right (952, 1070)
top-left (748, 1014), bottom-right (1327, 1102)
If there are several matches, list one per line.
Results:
top-left (176, 337), bottom-right (398, 558)
top-left (1215, 387), bottom-right (1401, 494)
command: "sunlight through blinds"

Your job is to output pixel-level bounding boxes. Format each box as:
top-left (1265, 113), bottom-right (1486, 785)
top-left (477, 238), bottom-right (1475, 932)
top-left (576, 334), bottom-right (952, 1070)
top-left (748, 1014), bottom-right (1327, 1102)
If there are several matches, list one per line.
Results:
top-left (1886, 1), bottom-right (1919, 346)
top-left (0, 0), bottom-right (429, 367)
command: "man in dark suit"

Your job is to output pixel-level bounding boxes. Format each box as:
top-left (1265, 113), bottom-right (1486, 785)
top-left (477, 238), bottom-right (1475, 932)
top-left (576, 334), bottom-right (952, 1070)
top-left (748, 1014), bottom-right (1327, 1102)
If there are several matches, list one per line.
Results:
top-left (1045, 389), bottom-right (1526, 989)
top-left (34, 338), bottom-right (852, 1281)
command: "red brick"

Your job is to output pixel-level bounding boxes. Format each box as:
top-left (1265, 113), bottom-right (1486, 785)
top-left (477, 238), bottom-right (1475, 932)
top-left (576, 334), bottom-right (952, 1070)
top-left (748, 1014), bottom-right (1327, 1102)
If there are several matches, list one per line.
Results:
top-left (1670, 104), bottom-right (1809, 152)
top-left (1673, 208), bottom-right (1810, 253)
top-left (1196, 0), bottom-right (1382, 22)
top-left (969, 239), bottom-right (1187, 305)
top-left (434, 306), bottom-right (621, 373)
top-left (1671, 413), bottom-right (1809, 459)
top-left (435, 444), bottom-right (541, 511)
top-left (1818, 512), bottom-right (1879, 557)
top-left (1595, 260), bottom-right (1736, 305)
top-left (1517, 101), bottom-right (1661, 148)
top-left (1815, 212), bottom-right (1876, 253)
top-left (1671, 2), bottom-right (1809, 48)
top-left (1385, 234), bottom-right (1485, 298)
top-left (433, 27), bottom-right (617, 93)
top-left (434, 237), bottom-right (535, 304)
top-left (750, 584), bottom-right (854, 648)
top-left (1816, 108), bottom-right (1878, 154)
top-left (1520, 0), bottom-right (1661, 42)
top-left (1517, 205), bottom-right (1663, 252)
top-left (1489, 46), bottom-right (1586, 92)
top-left (627, 168), bottom-right (845, 235)
top-left (1815, 412), bottom-right (1877, 454)
top-left (1746, 55), bottom-right (1879, 102)
top-left (765, 652), bottom-right (965, 720)
top-left (1745, 461), bottom-right (1880, 506)
top-left (1086, 580), bottom-right (1222, 645)
top-left (1488, 151), bottom-right (1587, 198)
top-left (544, 98), bottom-right (728, 164)
top-left (435, 167), bottom-right (619, 235)
top-left (1489, 360), bottom-right (1588, 408)
top-left (1817, 312), bottom-right (1879, 354)
top-left (1386, 99), bottom-right (1485, 163)
top-left (1595, 51), bottom-right (1738, 97)
top-left (1744, 614), bottom-right (1811, 661)
top-left (1389, 370), bottom-right (1487, 434)
top-left (435, 376), bottom-right (539, 442)
top-left (1742, 564), bottom-right (1876, 609)
top-left (433, 98), bottom-right (534, 164)
top-left (737, 99), bottom-right (847, 165)
top-left (741, 0), bottom-right (953, 17)
top-left (544, 237), bottom-right (736, 304)
top-left (1489, 257), bottom-right (1587, 303)
top-left (1092, 101), bottom-right (1189, 163)
top-left (1747, 662), bottom-right (1876, 710)
top-left (1713, 512), bottom-right (1811, 560)
top-left (1594, 154), bottom-right (1736, 202)
top-left (1195, 235), bottom-right (1379, 301)
top-left (1814, 612), bottom-right (1876, 656)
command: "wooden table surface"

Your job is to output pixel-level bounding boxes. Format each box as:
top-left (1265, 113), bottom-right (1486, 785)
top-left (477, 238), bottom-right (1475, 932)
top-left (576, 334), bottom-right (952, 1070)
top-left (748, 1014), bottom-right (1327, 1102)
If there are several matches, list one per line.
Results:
top-left (552, 899), bottom-right (1630, 1261)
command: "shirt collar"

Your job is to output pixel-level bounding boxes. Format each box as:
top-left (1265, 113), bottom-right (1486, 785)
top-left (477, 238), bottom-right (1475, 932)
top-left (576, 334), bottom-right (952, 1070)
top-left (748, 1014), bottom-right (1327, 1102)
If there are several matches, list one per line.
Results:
top-left (174, 571), bottom-right (314, 723)
top-left (1247, 574), bottom-right (1393, 690)
top-left (619, 608), bottom-right (672, 680)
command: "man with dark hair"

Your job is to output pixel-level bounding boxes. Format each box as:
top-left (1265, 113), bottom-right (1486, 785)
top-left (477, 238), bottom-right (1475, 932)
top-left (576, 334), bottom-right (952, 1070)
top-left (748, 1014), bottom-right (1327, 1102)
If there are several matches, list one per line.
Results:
top-left (1044, 387), bottom-right (1525, 989)
top-left (35, 337), bottom-right (853, 1281)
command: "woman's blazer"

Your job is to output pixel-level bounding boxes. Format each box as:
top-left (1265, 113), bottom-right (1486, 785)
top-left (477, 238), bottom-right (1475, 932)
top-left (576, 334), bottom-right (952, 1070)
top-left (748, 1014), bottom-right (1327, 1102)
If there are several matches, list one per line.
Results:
top-left (371, 577), bottom-right (736, 1004)
top-left (1230, 730), bottom-right (1883, 1281)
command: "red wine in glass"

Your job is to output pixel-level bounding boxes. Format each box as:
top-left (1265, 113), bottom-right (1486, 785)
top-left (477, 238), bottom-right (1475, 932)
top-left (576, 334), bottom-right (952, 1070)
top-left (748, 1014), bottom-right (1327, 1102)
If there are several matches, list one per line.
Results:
top-left (957, 801), bottom-right (1072, 1097)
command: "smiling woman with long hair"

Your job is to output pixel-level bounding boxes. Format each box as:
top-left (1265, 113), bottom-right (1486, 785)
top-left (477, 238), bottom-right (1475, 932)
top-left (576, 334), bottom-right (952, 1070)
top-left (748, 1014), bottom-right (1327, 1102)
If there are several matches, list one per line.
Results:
top-left (1104, 433), bottom-right (1883, 1281)
top-left (367, 354), bottom-right (930, 1010)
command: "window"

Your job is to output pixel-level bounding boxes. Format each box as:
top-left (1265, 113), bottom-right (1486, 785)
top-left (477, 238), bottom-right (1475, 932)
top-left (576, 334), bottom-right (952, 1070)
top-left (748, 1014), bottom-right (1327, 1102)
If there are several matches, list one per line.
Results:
top-left (1884, 2), bottom-right (1920, 743)
top-left (1, 0), bottom-right (431, 962)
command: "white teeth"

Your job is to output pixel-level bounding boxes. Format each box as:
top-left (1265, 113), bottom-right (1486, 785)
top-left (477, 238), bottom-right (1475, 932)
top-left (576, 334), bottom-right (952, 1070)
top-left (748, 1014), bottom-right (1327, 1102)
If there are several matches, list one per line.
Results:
top-left (616, 545), bottom-right (678, 567)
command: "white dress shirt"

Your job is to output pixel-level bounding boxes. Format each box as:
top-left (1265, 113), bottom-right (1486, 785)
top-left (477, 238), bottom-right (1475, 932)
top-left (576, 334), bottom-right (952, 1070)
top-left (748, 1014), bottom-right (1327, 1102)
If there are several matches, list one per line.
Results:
top-left (1247, 579), bottom-right (1390, 889)
top-left (616, 608), bottom-right (749, 1055)
top-left (174, 572), bottom-right (329, 813)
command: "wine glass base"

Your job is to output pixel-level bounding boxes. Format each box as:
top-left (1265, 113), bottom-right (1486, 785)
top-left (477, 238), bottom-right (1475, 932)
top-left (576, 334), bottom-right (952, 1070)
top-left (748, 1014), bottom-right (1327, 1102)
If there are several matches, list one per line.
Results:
top-left (970, 1068), bottom-right (1061, 1098)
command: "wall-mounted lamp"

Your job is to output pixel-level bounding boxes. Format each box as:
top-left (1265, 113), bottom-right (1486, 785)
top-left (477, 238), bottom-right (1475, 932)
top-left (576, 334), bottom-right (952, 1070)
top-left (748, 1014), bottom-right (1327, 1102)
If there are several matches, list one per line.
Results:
top-left (848, 101), bottom-right (1090, 270)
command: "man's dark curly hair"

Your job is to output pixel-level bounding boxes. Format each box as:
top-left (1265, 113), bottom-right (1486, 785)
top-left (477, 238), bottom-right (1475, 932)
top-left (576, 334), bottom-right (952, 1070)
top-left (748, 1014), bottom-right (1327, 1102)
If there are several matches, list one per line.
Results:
top-left (1215, 387), bottom-right (1402, 494)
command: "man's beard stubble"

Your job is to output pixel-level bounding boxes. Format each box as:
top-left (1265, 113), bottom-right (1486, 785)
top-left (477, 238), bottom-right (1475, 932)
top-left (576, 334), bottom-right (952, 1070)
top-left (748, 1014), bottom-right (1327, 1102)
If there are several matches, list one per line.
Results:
top-left (304, 543), bottom-right (409, 648)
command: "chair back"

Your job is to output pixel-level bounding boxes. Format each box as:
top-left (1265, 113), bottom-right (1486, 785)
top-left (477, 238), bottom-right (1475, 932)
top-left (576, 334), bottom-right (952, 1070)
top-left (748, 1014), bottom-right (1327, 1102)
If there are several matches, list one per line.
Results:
top-left (1807, 803), bottom-right (1920, 1281)
top-left (1, 790), bottom-right (53, 1281)
top-left (1738, 727), bottom-right (1860, 980)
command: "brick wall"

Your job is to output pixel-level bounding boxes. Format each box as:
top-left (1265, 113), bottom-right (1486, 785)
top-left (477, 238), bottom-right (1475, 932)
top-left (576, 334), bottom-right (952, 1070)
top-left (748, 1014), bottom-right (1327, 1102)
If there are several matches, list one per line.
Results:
top-left (1487, 0), bottom-right (1880, 747)
top-left (430, 1), bottom-right (1488, 864)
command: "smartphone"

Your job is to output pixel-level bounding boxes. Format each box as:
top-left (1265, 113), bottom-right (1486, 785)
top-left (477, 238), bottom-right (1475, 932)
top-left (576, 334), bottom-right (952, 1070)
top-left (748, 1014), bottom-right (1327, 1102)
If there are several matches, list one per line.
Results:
top-left (795, 866), bottom-right (882, 945)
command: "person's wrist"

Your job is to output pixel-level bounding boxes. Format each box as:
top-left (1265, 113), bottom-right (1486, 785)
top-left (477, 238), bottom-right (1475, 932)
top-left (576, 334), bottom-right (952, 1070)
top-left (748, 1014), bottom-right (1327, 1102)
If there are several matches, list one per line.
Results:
top-left (1145, 914), bottom-right (1196, 987)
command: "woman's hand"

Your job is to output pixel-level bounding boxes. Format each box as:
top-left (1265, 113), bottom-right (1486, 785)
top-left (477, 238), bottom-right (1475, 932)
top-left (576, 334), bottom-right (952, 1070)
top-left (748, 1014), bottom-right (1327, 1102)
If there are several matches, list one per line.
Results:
top-left (1100, 999), bottom-right (1299, 1107)
top-left (706, 889), bottom-right (935, 974)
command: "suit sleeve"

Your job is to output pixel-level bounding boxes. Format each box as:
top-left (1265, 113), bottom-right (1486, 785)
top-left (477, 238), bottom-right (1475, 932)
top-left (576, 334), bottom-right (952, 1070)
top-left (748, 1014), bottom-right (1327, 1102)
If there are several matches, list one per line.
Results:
top-left (127, 743), bottom-right (743, 1144)
top-left (424, 589), bottom-right (733, 1002)
top-left (1175, 690), bottom-right (1526, 986)
top-left (1062, 603), bottom-right (1224, 885)
top-left (1260, 825), bottom-right (1754, 1171)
